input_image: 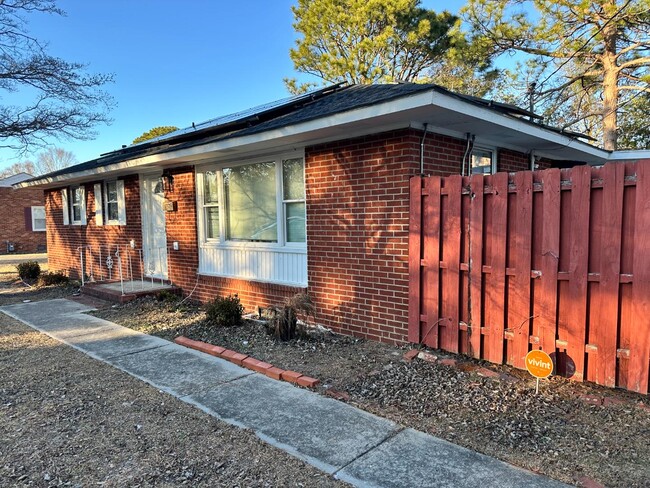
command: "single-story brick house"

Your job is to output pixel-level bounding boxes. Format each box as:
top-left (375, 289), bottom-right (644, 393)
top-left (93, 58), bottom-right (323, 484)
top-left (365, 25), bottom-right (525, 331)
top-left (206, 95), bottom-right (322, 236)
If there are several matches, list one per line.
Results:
top-left (0, 172), bottom-right (47, 254)
top-left (17, 83), bottom-right (644, 343)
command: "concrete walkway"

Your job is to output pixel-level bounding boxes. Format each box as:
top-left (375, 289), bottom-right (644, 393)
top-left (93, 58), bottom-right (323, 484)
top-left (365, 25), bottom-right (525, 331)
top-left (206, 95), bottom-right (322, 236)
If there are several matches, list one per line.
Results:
top-left (0, 299), bottom-right (567, 488)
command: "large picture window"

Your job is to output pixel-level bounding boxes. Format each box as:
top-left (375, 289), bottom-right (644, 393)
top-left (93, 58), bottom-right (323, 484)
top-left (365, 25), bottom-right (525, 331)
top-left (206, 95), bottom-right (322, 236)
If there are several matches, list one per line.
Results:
top-left (196, 153), bottom-right (307, 286)
top-left (225, 161), bottom-right (277, 242)
top-left (198, 155), bottom-right (305, 246)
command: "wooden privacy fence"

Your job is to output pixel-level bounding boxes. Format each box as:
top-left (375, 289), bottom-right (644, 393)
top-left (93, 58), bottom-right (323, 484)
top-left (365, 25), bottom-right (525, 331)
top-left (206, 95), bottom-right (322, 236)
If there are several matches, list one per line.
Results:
top-left (408, 161), bottom-right (650, 394)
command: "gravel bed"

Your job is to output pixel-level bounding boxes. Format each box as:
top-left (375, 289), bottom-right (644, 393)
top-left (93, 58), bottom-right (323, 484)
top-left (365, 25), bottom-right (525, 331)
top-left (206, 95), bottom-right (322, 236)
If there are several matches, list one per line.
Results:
top-left (92, 296), bottom-right (650, 488)
top-left (0, 312), bottom-right (348, 487)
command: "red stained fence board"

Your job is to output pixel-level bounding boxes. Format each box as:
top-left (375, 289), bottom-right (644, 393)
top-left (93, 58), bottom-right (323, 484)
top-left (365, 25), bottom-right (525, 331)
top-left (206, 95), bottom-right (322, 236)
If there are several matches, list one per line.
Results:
top-left (422, 177), bottom-right (441, 348)
top-left (468, 174), bottom-right (484, 358)
top-left (508, 171), bottom-right (533, 369)
top-left (629, 162), bottom-right (650, 394)
top-left (408, 176), bottom-right (422, 344)
top-left (408, 162), bottom-right (649, 395)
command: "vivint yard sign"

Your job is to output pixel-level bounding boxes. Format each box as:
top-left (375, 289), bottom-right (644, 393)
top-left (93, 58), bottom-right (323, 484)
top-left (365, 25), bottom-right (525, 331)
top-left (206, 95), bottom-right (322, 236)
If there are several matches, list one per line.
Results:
top-left (526, 350), bottom-right (553, 393)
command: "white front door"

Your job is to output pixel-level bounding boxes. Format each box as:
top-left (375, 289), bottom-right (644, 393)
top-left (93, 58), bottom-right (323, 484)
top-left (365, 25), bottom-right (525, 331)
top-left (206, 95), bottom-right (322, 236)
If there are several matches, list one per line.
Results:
top-left (141, 174), bottom-right (168, 279)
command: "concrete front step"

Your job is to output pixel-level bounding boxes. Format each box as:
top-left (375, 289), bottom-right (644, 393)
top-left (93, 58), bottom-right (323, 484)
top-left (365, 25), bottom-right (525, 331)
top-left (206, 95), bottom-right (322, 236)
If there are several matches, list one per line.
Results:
top-left (82, 280), bottom-right (181, 303)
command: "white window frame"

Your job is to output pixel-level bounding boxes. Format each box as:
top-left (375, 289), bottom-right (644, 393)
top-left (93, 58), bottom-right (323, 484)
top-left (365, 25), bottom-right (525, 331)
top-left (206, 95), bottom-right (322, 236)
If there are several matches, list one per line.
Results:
top-left (31, 206), bottom-right (46, 232)
top-left (70, 186), bottom-right (86, 225)
top-left (201, 170), bottom-right (222, 241)
top-left (282, 158), bottom-right (307, 246)
top-left (196, 151), bottom-right (306, 250)
top-left (61, 189), bottom-right (70, 225)
top-left (94, 183), bottom-right (103, 226)
top-left (103, 180), bottom-right (126, 225)
top-left (470, 146), bottom-right (497, 175)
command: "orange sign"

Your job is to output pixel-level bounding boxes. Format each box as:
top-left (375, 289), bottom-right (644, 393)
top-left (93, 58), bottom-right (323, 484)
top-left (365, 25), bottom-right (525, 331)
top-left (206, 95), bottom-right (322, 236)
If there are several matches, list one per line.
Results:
top-left (525, 350), bottom-right (553, 378)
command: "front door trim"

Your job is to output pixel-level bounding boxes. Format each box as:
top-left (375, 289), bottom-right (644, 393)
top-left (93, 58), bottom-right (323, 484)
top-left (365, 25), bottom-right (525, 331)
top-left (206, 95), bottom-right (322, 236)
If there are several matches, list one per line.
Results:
top-left (140, 172), bottom-right (168, 279)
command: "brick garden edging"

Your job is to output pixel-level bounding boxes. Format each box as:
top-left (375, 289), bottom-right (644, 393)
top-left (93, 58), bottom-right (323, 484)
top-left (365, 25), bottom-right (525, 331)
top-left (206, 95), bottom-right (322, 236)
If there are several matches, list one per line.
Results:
top-left (174, 336), bottom-right (320, 388)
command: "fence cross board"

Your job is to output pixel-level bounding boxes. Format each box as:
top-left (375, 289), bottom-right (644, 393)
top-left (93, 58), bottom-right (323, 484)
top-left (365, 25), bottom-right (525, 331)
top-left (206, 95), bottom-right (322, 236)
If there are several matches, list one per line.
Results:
top-left (408, 161), bottom-right (650, 394)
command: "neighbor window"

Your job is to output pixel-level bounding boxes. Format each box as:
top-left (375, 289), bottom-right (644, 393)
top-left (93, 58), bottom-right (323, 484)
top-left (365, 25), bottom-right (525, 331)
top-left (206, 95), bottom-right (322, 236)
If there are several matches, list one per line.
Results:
top-left (471, 148), bottom-right (495, 175)
top-left (31, 206), bottom-right (46, 231)
top-left (198, 155), bottom-right (305, 245)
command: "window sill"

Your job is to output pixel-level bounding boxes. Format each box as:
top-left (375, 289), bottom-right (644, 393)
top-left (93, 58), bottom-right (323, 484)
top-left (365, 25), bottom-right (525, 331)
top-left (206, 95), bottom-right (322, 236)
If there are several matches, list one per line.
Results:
top-left (199, 241), bottom-right (306, 253)
top-left (197, 269), bottom-right (307, 288)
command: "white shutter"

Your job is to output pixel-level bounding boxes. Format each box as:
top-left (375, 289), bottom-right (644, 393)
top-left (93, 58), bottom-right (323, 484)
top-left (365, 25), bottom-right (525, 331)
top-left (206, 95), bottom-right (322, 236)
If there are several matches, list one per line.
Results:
top-left (79, 186), bottom-right (87, 225)
top-left (94, 183), bottom-right (103, 226)
top-left (116, 180), bottom-right (126, 225)
top-left (61, 189), bottom-right (70, 225)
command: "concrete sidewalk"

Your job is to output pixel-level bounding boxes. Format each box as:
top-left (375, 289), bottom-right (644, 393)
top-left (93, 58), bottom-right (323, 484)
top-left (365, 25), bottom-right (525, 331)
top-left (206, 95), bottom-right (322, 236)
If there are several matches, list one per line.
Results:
top-left (1, 299), bottom-right (567, 488)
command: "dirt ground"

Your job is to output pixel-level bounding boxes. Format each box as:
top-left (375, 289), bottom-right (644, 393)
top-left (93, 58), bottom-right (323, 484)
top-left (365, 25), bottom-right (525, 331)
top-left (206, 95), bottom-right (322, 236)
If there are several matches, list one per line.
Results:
top-left (2, 275), bottom-right (649, 487)
top-left (0, 253), bottom-right (48, 274)
top-left (93, 295), bottom-right (650, 488)
top-left (0, 303), bottom-right (347, 486)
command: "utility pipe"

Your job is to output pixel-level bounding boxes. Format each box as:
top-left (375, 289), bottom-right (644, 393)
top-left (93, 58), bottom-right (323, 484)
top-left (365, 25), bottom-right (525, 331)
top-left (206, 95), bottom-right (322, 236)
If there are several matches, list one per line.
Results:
top-left (420, 123), bottom-right (429, 175)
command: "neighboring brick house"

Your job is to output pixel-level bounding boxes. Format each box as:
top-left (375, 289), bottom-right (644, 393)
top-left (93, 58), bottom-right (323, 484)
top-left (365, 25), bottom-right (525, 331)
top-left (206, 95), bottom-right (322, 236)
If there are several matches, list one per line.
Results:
top-left (0, 173), bottom-right (47, 254)
top-left (18, 83), bottom-right (622, 343)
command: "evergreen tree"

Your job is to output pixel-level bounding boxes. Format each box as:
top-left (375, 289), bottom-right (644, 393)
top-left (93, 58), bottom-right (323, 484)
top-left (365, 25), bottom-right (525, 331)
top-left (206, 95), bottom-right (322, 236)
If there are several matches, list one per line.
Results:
top-left (463, 0), bottom-right (650, 149)
top-left (287, 0), bottom-right (457, 90)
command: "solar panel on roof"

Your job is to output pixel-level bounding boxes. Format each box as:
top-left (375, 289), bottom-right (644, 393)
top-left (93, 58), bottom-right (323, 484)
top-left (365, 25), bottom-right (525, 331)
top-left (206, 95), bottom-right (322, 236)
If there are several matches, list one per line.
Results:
top-left (129, 85), bottom-right (341, 148)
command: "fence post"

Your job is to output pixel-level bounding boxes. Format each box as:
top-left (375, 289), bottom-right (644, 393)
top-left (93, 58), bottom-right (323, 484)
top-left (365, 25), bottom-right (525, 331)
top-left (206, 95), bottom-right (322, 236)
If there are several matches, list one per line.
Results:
top-left (408, 176), bottom-right (422, 343)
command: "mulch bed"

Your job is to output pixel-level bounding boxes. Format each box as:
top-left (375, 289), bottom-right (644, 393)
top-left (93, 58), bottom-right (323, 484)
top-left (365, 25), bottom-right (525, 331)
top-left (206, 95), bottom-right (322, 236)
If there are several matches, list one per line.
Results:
top-left (92, 295), bottom-right (650, 488)
top-left (2, 273), bottom-right (648, 488)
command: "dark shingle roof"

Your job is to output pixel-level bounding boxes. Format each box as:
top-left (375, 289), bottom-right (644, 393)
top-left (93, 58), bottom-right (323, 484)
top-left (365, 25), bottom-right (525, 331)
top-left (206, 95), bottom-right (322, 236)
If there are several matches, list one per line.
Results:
top-left (24, 82), bottom-right (588, 183)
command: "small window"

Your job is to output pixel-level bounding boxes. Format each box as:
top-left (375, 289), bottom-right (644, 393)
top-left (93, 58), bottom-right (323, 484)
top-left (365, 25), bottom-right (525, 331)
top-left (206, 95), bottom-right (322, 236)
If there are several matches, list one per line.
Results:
top-left (283, 158), bottom-right (305, 243)
top-left (104, 180), bottom-right (126, 225)
top-left (203, 171), bottom-right (220, 239)
top-left (105, 181), bottom-right (119, 222)
top-left (471, 148), bottom-right (495, 175)
top-left (70, 186), bottom-right (86, 225)
top-left (31, 206), bottom-right (46, 232)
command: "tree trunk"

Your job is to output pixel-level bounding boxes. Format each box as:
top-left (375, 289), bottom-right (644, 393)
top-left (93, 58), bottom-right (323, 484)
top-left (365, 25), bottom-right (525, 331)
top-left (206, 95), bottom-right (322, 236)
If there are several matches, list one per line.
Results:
top-left (601, 5), bottom-right (619, 151)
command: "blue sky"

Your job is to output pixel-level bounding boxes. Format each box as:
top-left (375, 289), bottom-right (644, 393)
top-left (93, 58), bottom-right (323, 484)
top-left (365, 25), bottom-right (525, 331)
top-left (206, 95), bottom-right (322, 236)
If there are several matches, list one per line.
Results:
top-left (0, 0), bottom-right (467, 170)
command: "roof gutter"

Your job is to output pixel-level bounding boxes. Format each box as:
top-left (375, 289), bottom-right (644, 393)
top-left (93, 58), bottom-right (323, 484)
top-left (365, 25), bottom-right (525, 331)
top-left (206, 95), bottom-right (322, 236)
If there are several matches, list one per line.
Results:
top-left (17, 89), bottom-right (612, 189)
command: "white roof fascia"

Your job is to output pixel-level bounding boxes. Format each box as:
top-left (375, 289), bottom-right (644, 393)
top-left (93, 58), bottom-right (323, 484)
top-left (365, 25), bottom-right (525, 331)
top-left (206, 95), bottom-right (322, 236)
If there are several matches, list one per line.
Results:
top-left (1, 172), bottom-right (33, 187)
top-left (426, 91), bottom-right (609, 162)
top-left (18, 89), bottom-right (611, 188)
top-left (608, 150), bottom-right (650, 161)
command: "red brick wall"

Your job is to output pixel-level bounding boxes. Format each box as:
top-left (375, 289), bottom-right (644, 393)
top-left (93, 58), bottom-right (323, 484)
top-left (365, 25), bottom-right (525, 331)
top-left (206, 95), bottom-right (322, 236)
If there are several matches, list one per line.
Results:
top-left (305, 129), bottom-right (476, 343)
top-left (42, 128), bottom-right (547, 344)
top-left (0, 187), bottom-right (47, 254)
top-left (499, 149), bottom-right (531, 172)
top-left (164, 167), bottom-right (304, 310)
top-left (46, 176), bottom-right (142, 279)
